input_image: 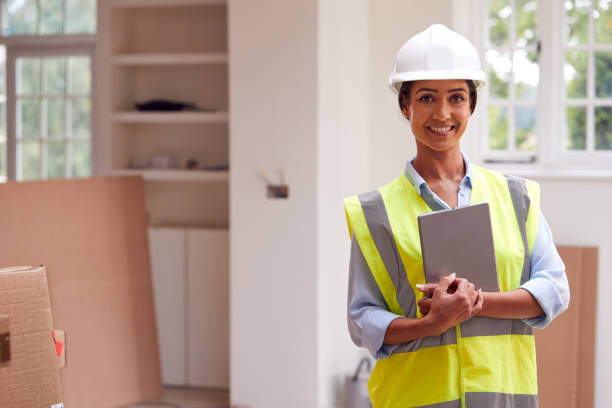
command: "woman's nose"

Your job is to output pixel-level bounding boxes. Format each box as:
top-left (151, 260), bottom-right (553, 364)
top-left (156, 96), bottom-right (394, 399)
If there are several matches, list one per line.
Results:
top-left (432, 101), bottom-right (451, 120)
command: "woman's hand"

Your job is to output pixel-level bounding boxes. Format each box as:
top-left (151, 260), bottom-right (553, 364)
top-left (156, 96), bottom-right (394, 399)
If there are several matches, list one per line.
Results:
top-left (416, 274), bottom-right (482, 334)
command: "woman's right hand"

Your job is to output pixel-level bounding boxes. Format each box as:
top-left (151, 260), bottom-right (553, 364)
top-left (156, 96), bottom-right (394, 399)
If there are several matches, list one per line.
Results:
top-left (418, 273), bottom-right (482, 334)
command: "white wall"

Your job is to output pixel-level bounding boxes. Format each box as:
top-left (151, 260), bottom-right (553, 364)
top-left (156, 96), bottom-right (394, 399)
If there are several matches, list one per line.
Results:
top-left (230, 1), bottom-right (319, 406)
top-left (368, 0), bottom-right (453, 188)
top-left (230, 0), bottom-right (370, 407)
top-left (317, 0), bottom-right (370, 406)
top-left (533, 178), bottom-right (612, 408)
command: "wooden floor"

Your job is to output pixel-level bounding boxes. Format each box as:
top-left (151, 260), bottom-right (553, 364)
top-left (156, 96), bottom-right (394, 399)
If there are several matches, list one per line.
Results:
top-left (122, 386), bottom-right (230, 408)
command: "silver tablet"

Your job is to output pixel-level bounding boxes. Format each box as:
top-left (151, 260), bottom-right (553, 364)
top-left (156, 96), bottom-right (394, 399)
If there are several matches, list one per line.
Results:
top-left (417, 202), bottom-right (499, 292)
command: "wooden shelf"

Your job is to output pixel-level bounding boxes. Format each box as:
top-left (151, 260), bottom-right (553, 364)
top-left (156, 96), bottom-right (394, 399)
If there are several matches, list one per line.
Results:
top-left (113, 169), bottom-right (229, 182)
top-left (112, 111), bottom-right (229, 123)
top-left (111, 53), bottom-right (228, 65)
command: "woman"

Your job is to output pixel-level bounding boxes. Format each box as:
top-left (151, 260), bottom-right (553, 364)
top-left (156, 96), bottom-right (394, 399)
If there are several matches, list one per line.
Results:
top-left (345, 24), bottom-right (569, 408)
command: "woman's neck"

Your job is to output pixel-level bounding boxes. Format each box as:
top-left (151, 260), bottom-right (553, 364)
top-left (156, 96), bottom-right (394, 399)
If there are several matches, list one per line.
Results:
top-left (412, 147), bottom-right (465, 183)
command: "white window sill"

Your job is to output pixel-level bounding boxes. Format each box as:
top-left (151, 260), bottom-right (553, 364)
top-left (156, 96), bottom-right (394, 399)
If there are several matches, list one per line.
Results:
top-left (481, 164), bottom-right (612, 181)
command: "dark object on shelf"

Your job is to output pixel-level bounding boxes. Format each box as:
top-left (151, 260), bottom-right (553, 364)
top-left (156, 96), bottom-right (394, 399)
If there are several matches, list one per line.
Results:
top-left (186, 159), bottom-right (199, 170)
top-left (202, 164), bottom-right (229, 171)
top-left (135, 99), bottom-right (197, 111)
top-left (267, 184), bottom-right (288, 199)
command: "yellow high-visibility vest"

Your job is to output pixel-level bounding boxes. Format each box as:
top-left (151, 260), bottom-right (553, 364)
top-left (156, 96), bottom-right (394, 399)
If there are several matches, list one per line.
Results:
top-left (344, 165), bottom-right (541, 408)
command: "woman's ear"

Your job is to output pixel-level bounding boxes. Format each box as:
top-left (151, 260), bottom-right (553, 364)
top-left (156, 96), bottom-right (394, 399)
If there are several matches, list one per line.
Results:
top-left (401, 103), bottom-right (411, 121)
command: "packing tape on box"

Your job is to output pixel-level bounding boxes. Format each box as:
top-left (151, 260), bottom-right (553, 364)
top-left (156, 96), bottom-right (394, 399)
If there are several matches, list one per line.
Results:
top-left (0, 315), bottom-right (9, 364)
top-left (51, 329), bottom-right (66, 368)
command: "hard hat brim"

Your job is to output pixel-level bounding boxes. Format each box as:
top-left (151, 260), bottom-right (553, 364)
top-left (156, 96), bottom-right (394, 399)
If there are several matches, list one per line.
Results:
top-left (389, 70), bottom-right (487, 94)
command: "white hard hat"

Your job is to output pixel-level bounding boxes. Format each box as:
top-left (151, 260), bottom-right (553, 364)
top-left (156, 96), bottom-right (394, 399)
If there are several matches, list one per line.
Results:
top-left (389, 24), bottom-right (486, 94)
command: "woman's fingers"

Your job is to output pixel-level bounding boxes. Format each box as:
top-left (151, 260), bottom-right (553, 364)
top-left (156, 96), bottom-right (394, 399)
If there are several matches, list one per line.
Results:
top-left (434, 273), bottom-right (456, 296)
top-left (472, 289), bottom-right (483, 316)
top-left (418, 297), bottom-right (432, 316)
top-left (415, 283), bottom-right (438, 294)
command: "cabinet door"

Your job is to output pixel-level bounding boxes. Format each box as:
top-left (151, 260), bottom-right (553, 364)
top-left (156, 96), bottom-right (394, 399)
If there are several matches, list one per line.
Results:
top-left (186, 229), bottom-right (229, 388)
top-left (149, 228), bottom-right (186, 386)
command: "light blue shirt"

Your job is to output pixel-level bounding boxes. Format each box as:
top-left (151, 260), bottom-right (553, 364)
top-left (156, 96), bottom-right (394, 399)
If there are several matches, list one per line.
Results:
top-left (347, 156), bottom-right (570, 359)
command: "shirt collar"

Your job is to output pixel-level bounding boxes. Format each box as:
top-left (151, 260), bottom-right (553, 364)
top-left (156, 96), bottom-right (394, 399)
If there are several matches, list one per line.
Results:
top-left (404, 152), bottom-right (473, 190)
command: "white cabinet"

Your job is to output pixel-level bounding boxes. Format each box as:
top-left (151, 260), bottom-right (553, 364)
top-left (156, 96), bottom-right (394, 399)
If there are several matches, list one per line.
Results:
top-left (186, 229), bottom-right (229, 388)
top-left (149, 228), bottom-right (186, 385)
top-left (149, 227), bottom-right (229, 387)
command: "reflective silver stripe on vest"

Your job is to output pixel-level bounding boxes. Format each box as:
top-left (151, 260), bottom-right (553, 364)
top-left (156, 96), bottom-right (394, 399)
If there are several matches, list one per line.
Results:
top-left (416, 399), bottom-right (461, 408)
top-left (460, 316), bottom-right (534, 337)
top-left (393, 326), bottom-right (458, 353)
top-left (358, 190), bottom-right (417, 319)
top-left (466, 392), bottom-right (538, 408)
top-left (504, 175), bottom-right (531, 285)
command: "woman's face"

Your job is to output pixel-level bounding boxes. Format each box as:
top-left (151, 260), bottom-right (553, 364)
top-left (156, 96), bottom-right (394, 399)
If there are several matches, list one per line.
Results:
top-left (401, 79), bottom-right (472, 153)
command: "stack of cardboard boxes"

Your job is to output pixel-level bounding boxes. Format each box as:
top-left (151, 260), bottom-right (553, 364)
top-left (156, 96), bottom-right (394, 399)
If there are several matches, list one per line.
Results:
top-left (0, 266), bottom-right (64, 408)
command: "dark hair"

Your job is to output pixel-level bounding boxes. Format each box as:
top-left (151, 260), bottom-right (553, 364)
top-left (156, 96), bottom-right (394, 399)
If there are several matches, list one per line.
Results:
top-left (398, 80), bottom-right (477, 115)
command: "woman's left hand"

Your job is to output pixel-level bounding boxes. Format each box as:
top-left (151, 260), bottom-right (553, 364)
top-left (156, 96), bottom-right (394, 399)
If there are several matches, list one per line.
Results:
top-left (417, 281), bottom-right (483, 317)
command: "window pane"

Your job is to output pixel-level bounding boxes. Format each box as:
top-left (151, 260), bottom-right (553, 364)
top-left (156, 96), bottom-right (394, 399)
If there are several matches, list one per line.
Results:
top-left (565, 0), bottom-right (591, 46)
top-left (488, 106), bottom-right (509, 149)
top-left (515, 106), bottom-right (537, 151)
top-left (20, 141), bottom-right (41, 180)
top-left (595, 106), bottom-right (612, 149)
top-left (66, 0), bottom-right (96, 34)
top-left (489, 0), bottom-right (511, 46)
top-left (71, 141), bottom-right (91, 178)
top-left (565, 50), bottom-right (588, 98)
top-left (71, 97), bottom-right (90, 138)
top-left (0, 47), bottom-right (5, 95)
top-left (4, 0), bottom-right (37, 35)
top-left (18, 99), bottom-right (40, 139)
top-left (17, 58), bottom-right (41, 95)
top-left (0, 102), bottom-right (5, 139)
top-left (566, 106), bottom-right (586, 149)
top-left (594, 0), bottom-right (612, 43)
top-left (41, 0), bottom-right (63, 34)
top-left (516, 0), bottom-right (538, 47)
top-left (0, 141), bottom-right (5, 180)
top-left (47, 99), bottom-right (65, 138)
top-left (47, 142), bottom-right (65, 178)
top-left (514, 49), bottom-right (539, 100)
top-left (45, 57), bottom-right (67, 95)
top-left (595, 51), bottom-right (612, 98)
top-left (487, 50), bottom-right (511, 98)
top-left (69, 56), bottom-right (91, 94)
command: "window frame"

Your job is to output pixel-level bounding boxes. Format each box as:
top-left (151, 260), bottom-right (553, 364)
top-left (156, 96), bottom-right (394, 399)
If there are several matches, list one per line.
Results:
top-left (454, 0), bottom-right (612, 173)
top-left (1, 35), bottom-right (95, 181)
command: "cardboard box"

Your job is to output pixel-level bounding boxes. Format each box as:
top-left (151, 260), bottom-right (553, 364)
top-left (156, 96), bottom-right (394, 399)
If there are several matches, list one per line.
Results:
top-left (535, 246), bottom-right (598, 408)
top-left (0, 265), bottom-right (64, 408)
top-left (0, 176), bottom-right (162, 407)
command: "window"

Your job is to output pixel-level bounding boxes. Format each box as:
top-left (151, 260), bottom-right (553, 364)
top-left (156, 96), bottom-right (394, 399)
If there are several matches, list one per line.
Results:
top-left (2, 0), bottom-right (95, 35)
top-left (457, 0), bottom-right (612, 170)
top-left (485, 0), bottom-right (539, 158)
top-left (14, 54), bottom-right (91, 180)
top-left (564, 0), bottom-right (612, 153)
top-left (0, 0), bottom-right (95, 181)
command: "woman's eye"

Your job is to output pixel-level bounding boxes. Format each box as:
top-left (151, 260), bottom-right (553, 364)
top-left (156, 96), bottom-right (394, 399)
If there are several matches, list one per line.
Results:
top-left (419, 95), bottom-right (434, 103)
top-left (450, 94), bottom-right (466, 103)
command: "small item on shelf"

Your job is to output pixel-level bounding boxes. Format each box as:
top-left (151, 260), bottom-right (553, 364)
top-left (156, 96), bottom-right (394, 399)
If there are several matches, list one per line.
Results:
top-left (151, 155), bottom-right (178, 169)
top-left (201, 164), bottom-right (229, 171)
top-left (186, 159), bottom-right (199, 170)
top-left (135, 99), bottom-right (197, 112)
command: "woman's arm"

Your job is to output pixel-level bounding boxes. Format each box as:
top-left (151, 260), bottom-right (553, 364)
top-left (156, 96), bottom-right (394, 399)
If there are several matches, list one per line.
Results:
top-left (479, 289), bottom-right (543, 319)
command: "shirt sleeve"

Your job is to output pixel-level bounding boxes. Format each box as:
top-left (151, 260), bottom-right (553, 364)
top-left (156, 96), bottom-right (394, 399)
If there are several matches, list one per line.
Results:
top-left (520, 211), bottom-right (570, 328)
top-left (347, 235), bottom-right (402, 359)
